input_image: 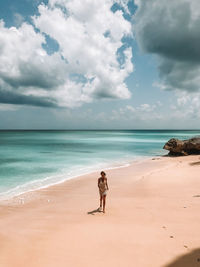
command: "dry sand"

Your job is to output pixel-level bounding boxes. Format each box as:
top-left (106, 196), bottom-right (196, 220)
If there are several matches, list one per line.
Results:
top-left (0, 155), bottom-right (200, 267)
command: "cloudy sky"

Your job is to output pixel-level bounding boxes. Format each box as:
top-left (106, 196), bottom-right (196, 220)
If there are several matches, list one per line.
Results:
top-left (0, 0), bottom-right (200, 129)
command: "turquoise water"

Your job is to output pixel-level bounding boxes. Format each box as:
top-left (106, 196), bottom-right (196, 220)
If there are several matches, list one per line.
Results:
top-left (0, 130), bottom-right (200, 199)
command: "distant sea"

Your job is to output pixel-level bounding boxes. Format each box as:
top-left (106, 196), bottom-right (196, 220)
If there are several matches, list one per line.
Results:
top-left (0, 130), bottom-right (199, 200)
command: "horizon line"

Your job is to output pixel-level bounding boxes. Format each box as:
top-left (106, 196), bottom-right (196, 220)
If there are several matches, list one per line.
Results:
top-left (0, 129), bottom-right (200, 131)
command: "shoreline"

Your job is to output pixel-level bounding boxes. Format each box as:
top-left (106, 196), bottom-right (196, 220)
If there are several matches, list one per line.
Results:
top-left (0, 155), bottom-right (154, 204)
top-left (1, 155), bottom-right (200, 266)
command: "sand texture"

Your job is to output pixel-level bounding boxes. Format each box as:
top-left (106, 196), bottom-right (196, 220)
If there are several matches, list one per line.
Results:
top-left (0, 156), bottom-right (200, 267)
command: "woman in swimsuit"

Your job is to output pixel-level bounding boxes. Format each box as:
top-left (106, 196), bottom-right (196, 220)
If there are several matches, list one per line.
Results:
top-left (98, 171), bottom-right (109, 213)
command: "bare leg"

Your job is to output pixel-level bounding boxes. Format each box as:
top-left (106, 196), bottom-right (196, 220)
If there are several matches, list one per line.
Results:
top-left (103, 195), bottom-right (106, 213)
top-left (99, 195), bottom-right (102, 210)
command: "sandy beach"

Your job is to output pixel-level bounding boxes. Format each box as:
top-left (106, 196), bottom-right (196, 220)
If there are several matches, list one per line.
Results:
top-left (0, 155), bottom-right (200, 267)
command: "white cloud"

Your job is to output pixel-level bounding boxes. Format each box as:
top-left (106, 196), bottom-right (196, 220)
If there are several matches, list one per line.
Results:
top-left (0, 20), bottom-right (67, 107)
top-left (173, 92), bottom-right (200, 119)
top-left (0, 0), bottom-right (134, 108)
top-left (87, 96), bottom-right (200, 128)
top-left (33, 0), bottom-right (133, 101)
top-left (114, 0), bottom-right (131, 14)
top-left (139, 103), bottom-right (155, 112)
top-left (108, 102), bottom-right (161, 122)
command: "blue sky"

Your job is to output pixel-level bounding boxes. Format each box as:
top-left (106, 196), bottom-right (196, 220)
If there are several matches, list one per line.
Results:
top-left (0, 0), bottom-right (199, 129)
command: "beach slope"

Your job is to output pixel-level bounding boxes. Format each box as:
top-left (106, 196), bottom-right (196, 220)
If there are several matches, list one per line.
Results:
top-left (0, 156), bottom-right (200, 267)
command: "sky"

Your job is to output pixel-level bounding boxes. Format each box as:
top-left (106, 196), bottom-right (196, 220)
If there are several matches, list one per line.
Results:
top-left (0, 0), bottom-right (200, 129)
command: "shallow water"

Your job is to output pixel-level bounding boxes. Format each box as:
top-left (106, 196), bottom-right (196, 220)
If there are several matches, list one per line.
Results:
top-left (0, 130), bottom-right (199, 199)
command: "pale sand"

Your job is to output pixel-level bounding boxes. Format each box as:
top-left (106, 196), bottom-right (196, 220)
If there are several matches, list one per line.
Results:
top-left (1, 156), bottom-right (200, 267)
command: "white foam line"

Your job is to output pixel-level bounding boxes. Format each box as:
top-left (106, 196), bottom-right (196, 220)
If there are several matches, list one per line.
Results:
top-left (0, 155), bottom-right (151, 201)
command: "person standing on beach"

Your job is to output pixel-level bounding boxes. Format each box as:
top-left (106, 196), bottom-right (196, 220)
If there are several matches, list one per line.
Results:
top-left (98, 171), bottom-right (109, 213)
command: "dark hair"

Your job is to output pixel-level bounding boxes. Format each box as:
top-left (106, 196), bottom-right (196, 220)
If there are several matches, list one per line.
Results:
top-left (101, 171), bottom-right (106, 176)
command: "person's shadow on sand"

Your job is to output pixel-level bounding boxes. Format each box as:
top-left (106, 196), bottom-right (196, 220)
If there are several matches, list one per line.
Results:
top-left (164, 248), bottom-right (200, 267)
top-left (87, 208), bottom-right (102, 215)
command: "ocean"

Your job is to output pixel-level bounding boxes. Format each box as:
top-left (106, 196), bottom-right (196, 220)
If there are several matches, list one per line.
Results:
top-left (0, 130), bottom-right (199, 200)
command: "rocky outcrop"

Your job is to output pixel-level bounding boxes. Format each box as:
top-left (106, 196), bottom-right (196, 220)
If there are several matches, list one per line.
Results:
top-left (163, 137), bottom-right (200, 156)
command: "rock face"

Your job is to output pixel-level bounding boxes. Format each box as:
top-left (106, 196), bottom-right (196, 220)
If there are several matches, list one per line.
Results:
top-left (163, 137), bottom-right (200, 156)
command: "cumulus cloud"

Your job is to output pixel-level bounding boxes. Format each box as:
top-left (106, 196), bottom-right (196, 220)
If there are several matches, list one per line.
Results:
top-left (45, 96), bottom-right (200, 129)
top-left (0, 0), bottom-right (133, 108)
top-left (134, 0), bottom-right (200, 92)
top-left (0, 20), bottom-right (66, 107)
top-left (110, 102), bottom-right (160, 122)
top-left (171, 91), bottom-right (200, 119)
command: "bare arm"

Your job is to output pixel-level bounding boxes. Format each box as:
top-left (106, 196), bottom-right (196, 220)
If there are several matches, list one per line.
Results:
top-left (106, 178), bottom-right (109, 190)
